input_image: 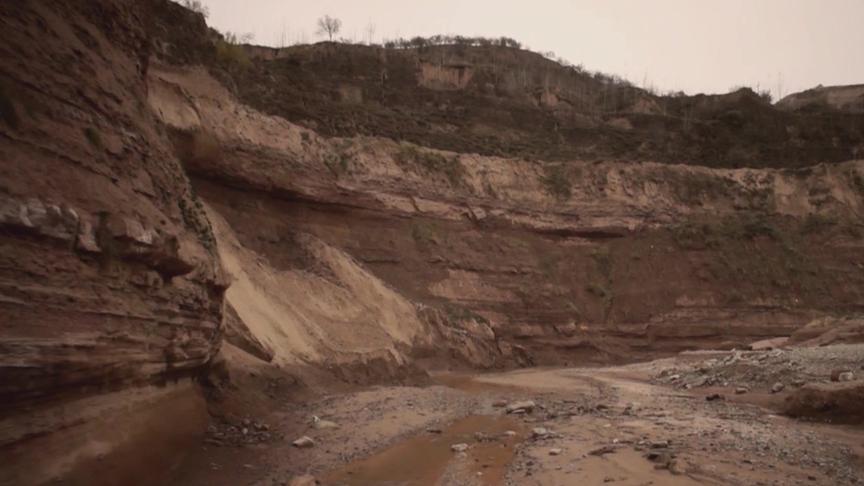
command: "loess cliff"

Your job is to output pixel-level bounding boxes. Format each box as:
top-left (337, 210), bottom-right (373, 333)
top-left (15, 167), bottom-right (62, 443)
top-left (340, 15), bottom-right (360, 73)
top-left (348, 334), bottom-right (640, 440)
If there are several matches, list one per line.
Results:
top-left (155, 60), bottom-right (864, 366)
top-left (0, 1), bottom-right (224, 484)
top-left (1, 1), bottom-right (863, 485)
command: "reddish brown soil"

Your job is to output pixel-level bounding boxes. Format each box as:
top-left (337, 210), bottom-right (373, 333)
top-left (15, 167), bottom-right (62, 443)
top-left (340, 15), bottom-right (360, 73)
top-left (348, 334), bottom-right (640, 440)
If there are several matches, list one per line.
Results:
top-left (2, 2), bottom-right (864, 486)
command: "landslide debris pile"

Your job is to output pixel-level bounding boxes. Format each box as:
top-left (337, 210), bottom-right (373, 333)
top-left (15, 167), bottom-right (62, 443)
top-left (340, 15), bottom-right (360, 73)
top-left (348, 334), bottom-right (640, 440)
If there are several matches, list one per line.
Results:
top-left (654, 344), bottom-right (864, 393)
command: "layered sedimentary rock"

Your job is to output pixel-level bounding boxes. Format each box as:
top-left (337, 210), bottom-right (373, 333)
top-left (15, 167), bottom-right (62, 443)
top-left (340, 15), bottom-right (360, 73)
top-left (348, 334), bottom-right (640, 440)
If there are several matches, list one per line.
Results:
top-left (2, 2), bottom-right (864, 484)
top-left (149, 60), bottom-right (864, 366)
top-left (0, 2), bottom-right (223, 484)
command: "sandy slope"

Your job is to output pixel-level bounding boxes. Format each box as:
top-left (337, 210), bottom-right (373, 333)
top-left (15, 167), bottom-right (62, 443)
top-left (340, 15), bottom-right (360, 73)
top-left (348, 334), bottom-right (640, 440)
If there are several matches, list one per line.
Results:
top-left (206, 203), bottom-right (430, 369)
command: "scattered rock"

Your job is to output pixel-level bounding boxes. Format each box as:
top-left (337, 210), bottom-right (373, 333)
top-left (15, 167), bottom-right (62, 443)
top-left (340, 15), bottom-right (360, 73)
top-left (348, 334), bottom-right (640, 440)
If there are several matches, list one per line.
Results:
top-left (292, 436), bottom-right (315, 448)
top-left (504, 430), bottom-right (517, 437)
top-left (474, 432), bottom-right (498, 442)
top-left (706, 393), bottom-right (725, 401)
top-left (312, 420), bottom-right (339, 430)
top-left (531, 427), bottom-right (551, 439)
top-left (645, 451), bottom-right (676, 469)
top-left (692, 376), bottom-right (710, 388)
top-left (588, 445), bottom-right (617, 456)
top-left (206, 419), bottom-right (275, 446)
top-left (771, 382), bottom-right (785, 393)
top-left (668, 458), bottom-right (686, 475)
top-left (735, 387), bottom-right (749, 394)
top-left (426, 427), bottom-right (443, 434)
top-left (831, 369), bottom-right (851, 382)
top-left (750, 337), bottom-right (789, 351)
top-left (549, 448), bottom-right (563, 456)
top-left (506, 400), bottom-right (536, 414)
top-left (492, 400), bottom-right (508, 408)
top-left (831, 369), bottom-right (854, 382)
top-left (451, 443), bottom-right (469, 453)
top-left (650, 440), bottom-right (670, 449)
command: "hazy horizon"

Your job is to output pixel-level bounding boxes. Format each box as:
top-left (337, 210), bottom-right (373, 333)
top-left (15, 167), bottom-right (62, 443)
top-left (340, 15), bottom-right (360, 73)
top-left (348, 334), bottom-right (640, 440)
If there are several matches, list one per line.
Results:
top-left (198, 0), bottom-right (864, 100)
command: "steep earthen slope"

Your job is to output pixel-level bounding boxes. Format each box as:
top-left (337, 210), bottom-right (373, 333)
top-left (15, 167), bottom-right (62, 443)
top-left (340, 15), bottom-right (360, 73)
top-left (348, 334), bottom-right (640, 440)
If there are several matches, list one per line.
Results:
top-left (149, 63), bottom-right (512, 372)
top-left (206, 202), bottom-right (506, 377)
top-left (2, 2), bottom-right (864, 484)
top-left (149, 60), bottom-right (864, 366)
top-left (0, 2), bottom-right (225, 484)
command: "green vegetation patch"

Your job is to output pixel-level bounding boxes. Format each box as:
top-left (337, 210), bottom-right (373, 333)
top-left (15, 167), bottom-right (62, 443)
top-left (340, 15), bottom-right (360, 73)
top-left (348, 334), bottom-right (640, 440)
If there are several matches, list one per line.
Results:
top-left (411, 220), bottom-right (440, 245)
top-left (672, 212), bottom-right (781, 250)
top-left (540, 164), bottom-right (572, 200)
top-left (395, 144), bottom-right (465, 186)
top-left (443, 304), bottom-right (490, 325)
top-left (800, 213), bottom-right (837, 235)
top-left (585, 281), bottom-right (610, 299)
top-left (670, 212), bottom-right (836, 302)
top-left (324, 153), bottom-right (350, 175)
top-left (178, 189), bottom-right (216, 250)
top-left (215, 37), bottom-right (252, 70)
top-left (590, 246), bottom-right (612, 277)
top-left (83, 126), bottom-right (102, 148)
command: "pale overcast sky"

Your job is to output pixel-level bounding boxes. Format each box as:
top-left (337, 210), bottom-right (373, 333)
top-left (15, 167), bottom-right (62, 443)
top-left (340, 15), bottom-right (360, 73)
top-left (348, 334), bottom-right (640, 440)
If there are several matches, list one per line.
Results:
top-left (199, 0), bottom-right (864, 99)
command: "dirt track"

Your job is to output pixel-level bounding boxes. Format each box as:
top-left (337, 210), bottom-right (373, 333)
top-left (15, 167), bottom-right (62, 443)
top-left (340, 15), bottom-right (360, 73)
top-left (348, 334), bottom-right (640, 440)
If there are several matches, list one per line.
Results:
top-left (171, 350), bottom-right (864, 486)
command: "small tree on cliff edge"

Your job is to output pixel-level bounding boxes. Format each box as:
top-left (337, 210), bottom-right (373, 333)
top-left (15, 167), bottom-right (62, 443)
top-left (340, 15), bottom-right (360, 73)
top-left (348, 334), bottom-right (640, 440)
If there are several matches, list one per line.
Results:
top-left (317, 15), bottom-right (342, 41)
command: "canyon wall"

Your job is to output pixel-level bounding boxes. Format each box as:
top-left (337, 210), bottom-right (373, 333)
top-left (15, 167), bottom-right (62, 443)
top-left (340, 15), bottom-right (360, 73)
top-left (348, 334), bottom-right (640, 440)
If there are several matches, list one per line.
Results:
top-left (150, 62), bottom-right (864, 366)
top-left (0, 2), bottom-right (223, 484)
top-left (2, 1), bottom-right (864, 484)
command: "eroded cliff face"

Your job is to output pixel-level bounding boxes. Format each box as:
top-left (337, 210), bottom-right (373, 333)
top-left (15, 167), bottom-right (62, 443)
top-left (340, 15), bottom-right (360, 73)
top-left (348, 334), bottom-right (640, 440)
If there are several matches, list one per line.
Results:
top-left (3, 2), bottom-right (864, 484)
top-left (149, 62), bottom-right (864, 367)
top-left (0, 2), bottom-right (223, 484)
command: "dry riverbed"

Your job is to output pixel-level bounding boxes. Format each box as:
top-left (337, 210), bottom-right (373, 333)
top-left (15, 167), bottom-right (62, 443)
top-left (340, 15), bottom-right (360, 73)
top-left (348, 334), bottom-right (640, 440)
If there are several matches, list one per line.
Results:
top-left (172, 346), bottom-right (864, 486)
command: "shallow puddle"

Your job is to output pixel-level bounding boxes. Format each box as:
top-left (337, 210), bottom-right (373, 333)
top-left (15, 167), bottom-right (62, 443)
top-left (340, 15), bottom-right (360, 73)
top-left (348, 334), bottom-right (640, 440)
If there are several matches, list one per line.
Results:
top-left (321, 414), bottom-right (525, 486)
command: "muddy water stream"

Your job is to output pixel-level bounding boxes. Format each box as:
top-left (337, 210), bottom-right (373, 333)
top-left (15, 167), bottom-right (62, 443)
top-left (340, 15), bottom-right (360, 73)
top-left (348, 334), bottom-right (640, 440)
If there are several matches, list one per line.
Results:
top-left (322, 414), bottom-right (525, 485)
